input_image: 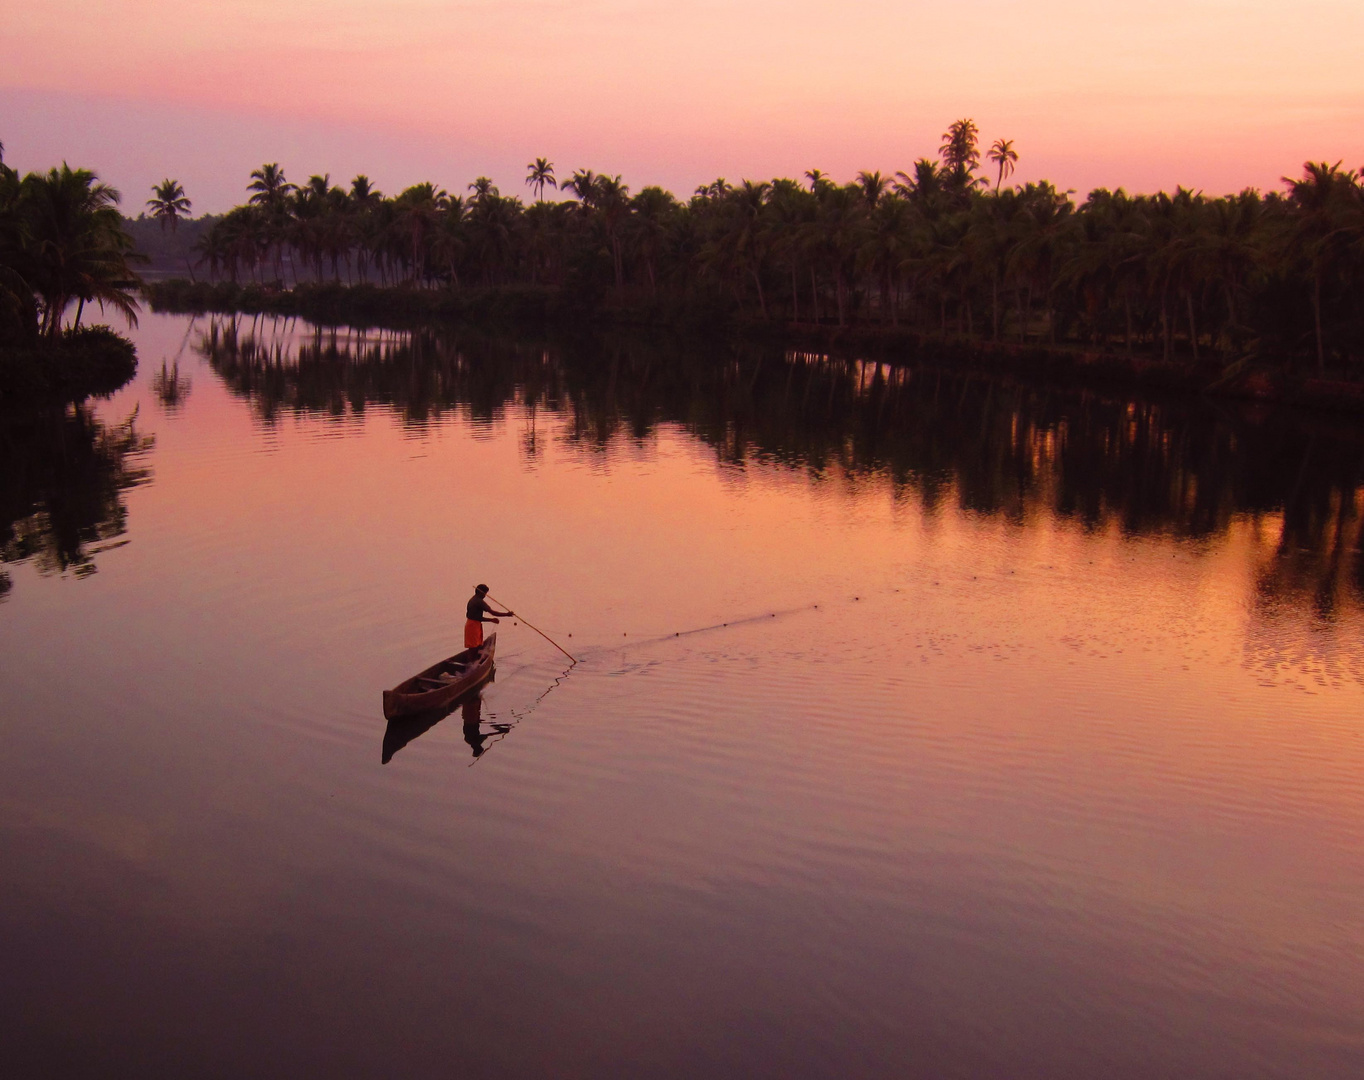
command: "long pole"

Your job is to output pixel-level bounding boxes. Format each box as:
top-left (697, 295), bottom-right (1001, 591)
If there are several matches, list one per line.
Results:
top-left (490, 596), bottom-right (577, 664)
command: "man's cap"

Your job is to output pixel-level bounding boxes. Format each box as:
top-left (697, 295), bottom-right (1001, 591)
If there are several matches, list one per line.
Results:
top-left (475, 583), bottom-right (490, 593)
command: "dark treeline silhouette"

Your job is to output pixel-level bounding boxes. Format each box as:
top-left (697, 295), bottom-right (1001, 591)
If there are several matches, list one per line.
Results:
top-left (194, 314), bottom-right (1364, 621)
top-left (166, 121), bottom-right (1364, 380)
top-left (0, 404), bottom-right (154, 598)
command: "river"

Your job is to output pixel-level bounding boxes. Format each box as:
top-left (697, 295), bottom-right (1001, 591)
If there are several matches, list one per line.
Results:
top-left (2, 312), bottom-right (1362, 1078)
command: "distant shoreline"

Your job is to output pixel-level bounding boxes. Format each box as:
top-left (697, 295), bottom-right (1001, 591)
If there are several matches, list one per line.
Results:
top-left (144, 279), bottom-right (1364, 417)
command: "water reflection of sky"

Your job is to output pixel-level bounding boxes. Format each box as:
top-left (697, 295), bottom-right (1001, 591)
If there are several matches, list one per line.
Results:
top-left (2, 313), bottom-right (1363, 1077)
top-left (10, 312), bottom-right (1360, 664)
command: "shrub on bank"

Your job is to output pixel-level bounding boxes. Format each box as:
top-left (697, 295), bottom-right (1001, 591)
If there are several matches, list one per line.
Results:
top-left (0, 325), bottom-right (138, 403)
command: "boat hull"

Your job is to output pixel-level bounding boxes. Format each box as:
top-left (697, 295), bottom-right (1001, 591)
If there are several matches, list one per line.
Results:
top-left (382, 633), bottom-right (496, 720)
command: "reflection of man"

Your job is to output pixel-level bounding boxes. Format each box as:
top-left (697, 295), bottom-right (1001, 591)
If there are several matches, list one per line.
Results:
top-left (462, 696), bottom-right (510, 759)
top-left (465, 583), bottom-right (512, 649)
top-left (462, 697), bottom-right (489, 757)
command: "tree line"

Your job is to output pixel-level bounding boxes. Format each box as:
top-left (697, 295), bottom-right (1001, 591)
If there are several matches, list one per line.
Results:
top-left (5, 123), bottom-right (1364, 379)
top-left (171, 121), bottom-right (1364, 376)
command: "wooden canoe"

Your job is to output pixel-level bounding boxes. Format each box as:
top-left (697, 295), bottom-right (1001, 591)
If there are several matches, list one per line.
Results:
top-left (382, 633), bottom-right (496, 721)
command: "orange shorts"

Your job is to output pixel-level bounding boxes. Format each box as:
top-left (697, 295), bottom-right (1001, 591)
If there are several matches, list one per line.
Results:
top-left (464, 619), bottom-right (484, 649)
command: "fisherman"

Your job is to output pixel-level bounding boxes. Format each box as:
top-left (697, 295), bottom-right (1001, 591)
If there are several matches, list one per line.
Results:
top-left (465, 584), bottom-right (513, 649)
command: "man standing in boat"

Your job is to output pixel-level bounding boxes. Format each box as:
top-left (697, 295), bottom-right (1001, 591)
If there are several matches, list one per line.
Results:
top-left (465, 584), bottom-right (512, 649)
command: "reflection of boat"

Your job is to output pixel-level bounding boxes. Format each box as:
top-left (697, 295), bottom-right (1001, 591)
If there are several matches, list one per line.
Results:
top-left (382, 634), bottom-right (496, 720)
top-left (382, 704), bottom-right (452, 764)
top-left (380, 683), bottom-right (509, 764)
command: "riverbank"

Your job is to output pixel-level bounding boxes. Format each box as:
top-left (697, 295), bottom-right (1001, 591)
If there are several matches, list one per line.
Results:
top-left (144, 280), bottom-right (1364, 416)
top-left (756, 321), bottom-right (1364, 415)
top-left (0, 326), bottom-right (139, 405)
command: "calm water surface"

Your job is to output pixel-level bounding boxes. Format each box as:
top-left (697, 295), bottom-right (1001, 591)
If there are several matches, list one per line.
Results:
top-left (2, 313), bottom-right (1363, 1078)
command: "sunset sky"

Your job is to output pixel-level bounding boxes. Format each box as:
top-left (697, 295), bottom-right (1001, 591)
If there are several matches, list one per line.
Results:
top-left (3, 0), bottom-right (1361, 212)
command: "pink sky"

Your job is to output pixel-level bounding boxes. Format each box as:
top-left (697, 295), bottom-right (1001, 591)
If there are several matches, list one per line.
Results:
top-left (3, 0), bottom-right (1362, 213)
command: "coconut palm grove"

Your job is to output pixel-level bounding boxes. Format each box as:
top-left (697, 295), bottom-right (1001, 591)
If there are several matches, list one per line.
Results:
top-left (4, 121), bottom-right (1364, 389)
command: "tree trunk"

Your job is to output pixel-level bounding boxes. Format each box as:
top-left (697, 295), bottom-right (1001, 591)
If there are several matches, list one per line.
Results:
top-left (1160, 290), bottom-right (1171, 363)
top-left (1313, 269), bottom-right (1325, 374)
top-left (1186, 292), bottom-right (1200, 362)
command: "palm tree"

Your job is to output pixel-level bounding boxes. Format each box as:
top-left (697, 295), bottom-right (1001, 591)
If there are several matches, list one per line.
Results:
top-left (860, 195), bottom-right (915, 325)
top-left (804, 170), bottom-right (833, 195)
top-left (349, 176), bottom-right (383, 282)
top-left (814, 183), bottom-right (864, 326)
top-left (468, 177), bottom-right (498, 203)
top-left (1283, 161), bottom-right (1359, 373)
top-left (350, 175), bottom-right (381, 205)
top-left (894, 160), bottom-right (944, 207)
top-left (246, 164), bottom-right (295, 282)
top-left (593, 175), bottom-right (631, 295)
top-left (694, 178), bottom-right (733, 201)
top-left (987, 139), bottom-right (1018, 192)
top-left (525, 158), bottom-right (556, 203)
top-left (393, 182), bottom-right (448, 285)
top-left (247, 163), bottom-right (294, 209)
top-left (766, 178), bottom-right (816, 320)
top-left (856, 170), bottom-right (888, 207)
top-left (0, 154), bottom-right (39, 344)
top-left (940, 119), bottom-right (981, 176)
top-left (20, 165), bottom-right (140, 337)
top-left (561, 169), bottom-right (600, 204)
top-left (146, 179), bottom-right (192, 231)
top-left (628, 186), bottom-right (679, 293)
top-left (1008, 181), bottom-right (1076, 345)
top-left (705, 180), bottom-right (771, 316)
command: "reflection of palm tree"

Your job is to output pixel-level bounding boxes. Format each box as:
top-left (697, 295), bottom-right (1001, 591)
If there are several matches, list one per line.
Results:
top-left (146, 179), bottom-right (191, 231)
top-left (525, 158), bottom-right (556, 203)
top-left (987, 139), bottom-right (1018, 191)
top-left (151, 360), bottom-right (193, 410)
top-left (0, 405), bottom-right (153, 585)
